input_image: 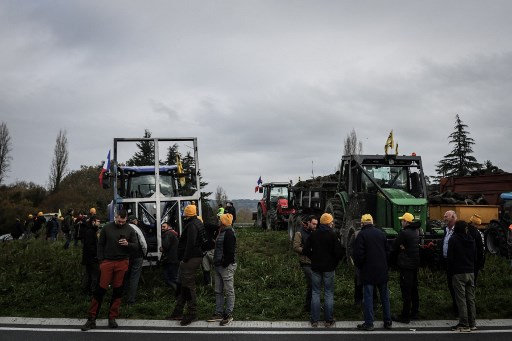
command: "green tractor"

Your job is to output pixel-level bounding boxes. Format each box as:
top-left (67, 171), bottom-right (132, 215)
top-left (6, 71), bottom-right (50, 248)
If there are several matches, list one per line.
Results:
top-left (324, 154), bottom-right (443, 262)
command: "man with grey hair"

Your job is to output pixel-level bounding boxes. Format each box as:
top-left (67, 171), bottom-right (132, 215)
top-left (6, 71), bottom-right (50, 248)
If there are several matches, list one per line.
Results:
top-left (442, 210), bottom-right (458, 315)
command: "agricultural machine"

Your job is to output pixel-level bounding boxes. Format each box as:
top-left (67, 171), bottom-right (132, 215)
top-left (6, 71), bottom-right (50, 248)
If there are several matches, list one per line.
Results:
top-left (253, 182), bottom-right (295, 230)
top-left (104, 137), bottom-right (202, 262)
top-left (288, 154), bottom-right (443, 263)
top-left (431, 173), bottom-right (512, 256)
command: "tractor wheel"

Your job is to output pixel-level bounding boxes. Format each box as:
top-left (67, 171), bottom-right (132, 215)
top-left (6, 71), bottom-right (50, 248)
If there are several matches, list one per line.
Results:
top-left (325, 197), bottom-right (344, 234)
top-left (344, 220), bottom-right (358, 266)
top-left (484, 221), bottom-right (507, 256)
top-left (266, 209), bottom-right (277, 230)
top-left (288, 214), bottom-right (297, 242)
top-left (256, 206), bottom-right (264, 229)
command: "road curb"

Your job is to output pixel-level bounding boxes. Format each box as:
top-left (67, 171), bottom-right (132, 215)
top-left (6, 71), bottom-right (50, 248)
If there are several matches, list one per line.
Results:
top-left (1, 317), bottom-right (512, 329)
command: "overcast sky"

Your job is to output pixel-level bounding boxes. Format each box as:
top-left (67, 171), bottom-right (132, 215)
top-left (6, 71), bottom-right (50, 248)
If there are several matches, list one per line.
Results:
top-left (1, 0), bottom-right (511, 199)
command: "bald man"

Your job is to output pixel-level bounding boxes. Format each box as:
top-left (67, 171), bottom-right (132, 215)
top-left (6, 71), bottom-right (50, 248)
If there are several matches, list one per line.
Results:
top-left (442, 210), bottom-right (458, 315)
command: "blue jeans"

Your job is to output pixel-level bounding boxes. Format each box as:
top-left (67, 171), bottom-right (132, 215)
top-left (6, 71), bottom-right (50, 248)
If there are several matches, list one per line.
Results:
top-left (163, 262), bottom-right (179, 287)
top-left (363, 282), bottom-right (391, 326)
top-left (311, 270), bottom-right (334, 322)
top-left (126, 257), bottom-right (143, 304)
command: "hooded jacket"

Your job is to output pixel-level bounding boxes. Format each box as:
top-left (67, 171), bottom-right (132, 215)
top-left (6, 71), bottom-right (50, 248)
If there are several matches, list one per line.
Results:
top-left (447, 232), bottom-right (476, 275)
top-left (177, 216), bottom-right (204, 262)
top-left (303, 224), bottom-right (342, 272)
top-left (392, 221), bottom-right (420, 270)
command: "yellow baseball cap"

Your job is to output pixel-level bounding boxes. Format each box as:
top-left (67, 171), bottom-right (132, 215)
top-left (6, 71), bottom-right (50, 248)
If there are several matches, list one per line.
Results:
top-left (361, 214), bottom-right (373, 224)
top-left (398, 212), bottom-right (414, 223)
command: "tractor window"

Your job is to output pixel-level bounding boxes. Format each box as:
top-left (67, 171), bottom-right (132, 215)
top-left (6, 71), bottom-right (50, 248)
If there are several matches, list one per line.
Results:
top-left (362, 164), bottom-right (425, 198)
top-left (127, 174), bottom-right (174, 198)
top-left (270, 187), bottom-right (288, 201)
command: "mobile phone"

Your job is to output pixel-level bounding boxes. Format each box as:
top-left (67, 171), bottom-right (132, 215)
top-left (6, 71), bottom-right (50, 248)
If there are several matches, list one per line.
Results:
top-left (119, 234), bottom-right (126, 240)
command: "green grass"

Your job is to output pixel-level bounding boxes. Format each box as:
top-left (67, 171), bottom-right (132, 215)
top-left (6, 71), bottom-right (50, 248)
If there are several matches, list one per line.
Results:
top-left (1, 227), bottom-right (511, 320)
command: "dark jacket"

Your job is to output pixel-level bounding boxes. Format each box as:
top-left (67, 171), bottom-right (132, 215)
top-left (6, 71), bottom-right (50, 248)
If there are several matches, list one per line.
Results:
top-left (177, 216), bottom-right (204, 262)
top-left (82, 223), bottom-right (99, 265)
top-left (97, 221), bottom-right (138, 262)
top-left (224, 205), bottom-right (237, 224)
top-left (303, 224), bottom-right (342, 272)
top-left (62, 213), bottom-right (73, 233)
top-left (392, 221), bottom-right (420, 270)
top-left (11, 220), bottom-right (23, 239)
top-left (353, 224), bottom-right (390, 285)
top-left (214, 227), bottom-right (236, 267)
top-left (33, 216), bottom-right (46, 233)
top-left (447, 232), bottom-right (476, 275)
top-left (467, 224), bottom-right (485, 270)
top-left (161, 229), bottom-right (179, 264)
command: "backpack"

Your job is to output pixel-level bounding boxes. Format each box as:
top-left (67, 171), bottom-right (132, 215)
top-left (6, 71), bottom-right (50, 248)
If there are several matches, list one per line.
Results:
top-left (197, 223), bottom-right (211, 253)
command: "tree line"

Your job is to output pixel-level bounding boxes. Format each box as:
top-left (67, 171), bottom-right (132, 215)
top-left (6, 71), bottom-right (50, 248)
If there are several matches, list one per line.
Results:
top-left (0, 116), bottom-right (506, 234)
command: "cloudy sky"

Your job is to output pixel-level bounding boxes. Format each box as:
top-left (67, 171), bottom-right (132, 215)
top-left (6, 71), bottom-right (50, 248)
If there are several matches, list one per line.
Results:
top-left (1, 0), bottom-right (511, 199)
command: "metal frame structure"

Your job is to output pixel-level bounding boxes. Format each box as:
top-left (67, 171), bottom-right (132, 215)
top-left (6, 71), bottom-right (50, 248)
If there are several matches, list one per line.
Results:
top-left (111, 137), bottom-right (201, 260)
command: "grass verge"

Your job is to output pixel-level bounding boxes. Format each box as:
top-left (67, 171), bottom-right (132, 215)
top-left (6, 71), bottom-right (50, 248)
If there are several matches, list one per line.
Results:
top-left (1, 227), bottom-right (511, 320)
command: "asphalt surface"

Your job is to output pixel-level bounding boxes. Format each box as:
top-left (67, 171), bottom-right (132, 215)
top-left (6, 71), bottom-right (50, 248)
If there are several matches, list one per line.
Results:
top-left (1, 317), bottom-right (512, 341)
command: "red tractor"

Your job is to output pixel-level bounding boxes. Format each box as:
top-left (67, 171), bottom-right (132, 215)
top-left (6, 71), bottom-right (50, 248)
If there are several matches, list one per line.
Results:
top-left (253, 182), bottom-right (295, 230)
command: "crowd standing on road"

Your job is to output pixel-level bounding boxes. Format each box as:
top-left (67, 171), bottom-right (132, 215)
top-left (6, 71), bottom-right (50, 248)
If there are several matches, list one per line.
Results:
top-left (6, 202), bottom-right (491, 333)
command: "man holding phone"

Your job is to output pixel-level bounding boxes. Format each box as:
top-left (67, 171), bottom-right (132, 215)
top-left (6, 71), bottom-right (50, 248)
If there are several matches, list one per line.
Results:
top-left (81, 209), bottom-right (137, 331)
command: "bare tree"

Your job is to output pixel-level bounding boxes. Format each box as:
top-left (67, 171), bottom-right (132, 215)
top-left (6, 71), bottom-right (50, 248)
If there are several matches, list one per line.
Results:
top-left (0, 122), bottom-right (12, 184)
top-left (215, 185), bottom-right (228, 208)
top-left (49, 129), bottom-right (69, 192)
top-left (343, 128), bottom-right (363, 156)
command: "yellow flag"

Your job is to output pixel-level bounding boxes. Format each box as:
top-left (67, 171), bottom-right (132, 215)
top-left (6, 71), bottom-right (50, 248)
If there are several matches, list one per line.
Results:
top-left (176, 155), bottom-right (186, 187)
top-left (384, 130), bottom-right (394, 155)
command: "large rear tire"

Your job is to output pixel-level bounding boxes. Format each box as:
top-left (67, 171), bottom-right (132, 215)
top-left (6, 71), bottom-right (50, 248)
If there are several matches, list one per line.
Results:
top-left (484, 221), bottom-right (507, 256)
top-left (325, 197), bottom-right (344, 233)
top-left (266, 209), bottom-right (277, 230)
top-left (288, 214), bottom-right (298, 242)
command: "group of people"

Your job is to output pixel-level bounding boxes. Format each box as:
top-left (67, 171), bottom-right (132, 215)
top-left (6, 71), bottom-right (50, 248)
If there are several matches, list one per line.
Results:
top-left (81, 203), bottom-right (238, 331)
top-left (294, 210), bottom-right (484, 332)
top-left (11, 209), bottom-right (93, 244)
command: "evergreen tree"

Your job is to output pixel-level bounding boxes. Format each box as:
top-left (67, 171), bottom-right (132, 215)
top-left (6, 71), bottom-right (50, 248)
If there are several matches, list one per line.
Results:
top-left (435, 114), bottom-right (480, 177)
top-left (127, 129), bottom-right (157, 166)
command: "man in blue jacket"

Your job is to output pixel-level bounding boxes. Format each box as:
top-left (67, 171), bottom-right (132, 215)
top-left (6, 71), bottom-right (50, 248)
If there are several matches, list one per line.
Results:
top-left (353, 214), bottom-right (392, 331)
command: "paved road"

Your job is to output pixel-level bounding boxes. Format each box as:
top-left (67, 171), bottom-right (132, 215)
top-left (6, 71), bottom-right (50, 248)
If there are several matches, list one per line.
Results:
top-left (1, 317), bottom-right (512, 341)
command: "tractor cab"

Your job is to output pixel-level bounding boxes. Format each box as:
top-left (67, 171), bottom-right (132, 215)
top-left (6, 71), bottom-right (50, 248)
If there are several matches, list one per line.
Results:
top-left (339, 154), bottom-right (429, 236)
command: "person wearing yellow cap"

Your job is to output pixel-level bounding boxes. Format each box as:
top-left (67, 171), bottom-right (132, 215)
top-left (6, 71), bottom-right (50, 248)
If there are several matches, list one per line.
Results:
top-left (467, 214), bottom-right (485, 286)
top-left (353, 214), bottom-right (392, 331)
top-left (302, 213), bottom-right (342, 328)
top-left (168, 204), bottom-right (205, 326)
top-left (209, 213), bottom-right (237, 326)
top-left (391, 212), bottom-right (421, 324)
top-left (33, 211), bottom-right (46, 239)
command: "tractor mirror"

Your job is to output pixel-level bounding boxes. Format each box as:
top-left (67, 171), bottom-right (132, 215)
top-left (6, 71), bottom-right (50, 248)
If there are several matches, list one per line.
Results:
top-left (259, 187), bottom-right (263, 193)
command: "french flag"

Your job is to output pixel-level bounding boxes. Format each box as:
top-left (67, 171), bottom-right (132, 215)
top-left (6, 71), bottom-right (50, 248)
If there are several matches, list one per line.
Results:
top-left (99, 150), bottom-right (111, 187)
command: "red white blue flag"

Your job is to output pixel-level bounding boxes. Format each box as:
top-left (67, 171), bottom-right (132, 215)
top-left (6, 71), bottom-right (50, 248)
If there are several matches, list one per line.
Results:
top-left (99, 150), bottom-right (111, 187)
